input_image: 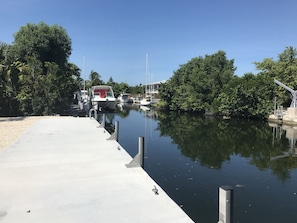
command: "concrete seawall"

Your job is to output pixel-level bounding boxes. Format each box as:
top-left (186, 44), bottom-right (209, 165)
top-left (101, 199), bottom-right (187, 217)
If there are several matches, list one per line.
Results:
top-left (0, 117), bottom-right (194, 223)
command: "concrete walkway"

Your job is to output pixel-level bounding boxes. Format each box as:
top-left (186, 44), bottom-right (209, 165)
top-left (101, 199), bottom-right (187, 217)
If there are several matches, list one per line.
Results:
top-left (0, 117), bottom-right (194, 223)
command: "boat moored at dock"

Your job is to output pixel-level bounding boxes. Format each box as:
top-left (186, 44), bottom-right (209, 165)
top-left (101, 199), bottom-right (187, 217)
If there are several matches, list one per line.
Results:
top-left (140, 97), bottom-right (152, 106)
top-left (117, 93), bottom-right (133, 104)
top-left (90, 85), bottom-right (117, 111)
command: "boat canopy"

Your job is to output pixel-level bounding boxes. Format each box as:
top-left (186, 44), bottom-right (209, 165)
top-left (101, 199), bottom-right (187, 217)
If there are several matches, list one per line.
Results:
top-left (92, 85), bottom-right (114, 98)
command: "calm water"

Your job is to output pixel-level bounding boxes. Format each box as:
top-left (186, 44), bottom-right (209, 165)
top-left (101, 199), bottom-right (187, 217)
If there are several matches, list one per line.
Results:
top-left (99, 105), bottom-right (297, 223)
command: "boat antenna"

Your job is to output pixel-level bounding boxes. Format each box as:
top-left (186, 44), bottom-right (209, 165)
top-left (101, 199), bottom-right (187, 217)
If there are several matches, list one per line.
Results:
top-left (83, 55), bottom-right (86, 90)
top-left (145, 53), bottom-right (150, 98)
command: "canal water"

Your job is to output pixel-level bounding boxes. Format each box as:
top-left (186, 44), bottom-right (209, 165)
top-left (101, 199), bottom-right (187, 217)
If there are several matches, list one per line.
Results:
top-left (100, 105), bottom-right (297, 223)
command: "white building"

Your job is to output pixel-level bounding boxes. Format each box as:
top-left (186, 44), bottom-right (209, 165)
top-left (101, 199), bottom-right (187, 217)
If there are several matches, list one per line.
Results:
top-left (144, 80), bottom-right (167, 95)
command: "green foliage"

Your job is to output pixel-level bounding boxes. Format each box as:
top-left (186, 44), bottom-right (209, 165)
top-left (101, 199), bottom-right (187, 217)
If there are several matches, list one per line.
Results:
top-left (103, 77), bottom-right (131, 96)
top-left (156, 111), bottom-right (297, 180)
top-left (215, 46), bottom-right (297, 119)
top-left (2, 22), bottom-right (297, 120)
top-left (159, 47), bottom-right (297, 119)
top-left (115, 82), bottom-right (130, 95)
top-left (255, 46), bottom-right (297, 108)
top-left (159, 50), bottom-right (235, 112)
top-left (106, 77), bottom-right (115, 86)
top-left (129, 84), bottom-right (143, 95)
top-left (0, 42), bottom-right (25, 116)
top-left (12, 22), bottom-right (71, 67)
top-left (0, 23), bottom-right (79, 116)
top-left (214, 73), bottom-right (274, 119)
top-left (85, 70), bottom-right (104, 89)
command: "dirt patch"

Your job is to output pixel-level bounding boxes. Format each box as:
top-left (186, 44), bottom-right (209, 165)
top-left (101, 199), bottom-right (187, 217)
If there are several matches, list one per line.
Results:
top-left (0, 116), bottom-right (59, 152)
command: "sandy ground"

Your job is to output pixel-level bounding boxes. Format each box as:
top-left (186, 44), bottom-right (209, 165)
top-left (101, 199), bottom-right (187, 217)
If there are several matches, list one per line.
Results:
top-left (0, 116), bottom-right (58, 152)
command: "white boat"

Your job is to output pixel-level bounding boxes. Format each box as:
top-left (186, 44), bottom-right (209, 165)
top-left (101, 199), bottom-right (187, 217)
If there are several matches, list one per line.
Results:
top-left (140, 97), bottom-right (151, 106)
top-left (80, 90), bottom-right (89, 103)
top-left (75, 89), bottom-right (90, 111)
top-left (117, 93), bottom-right (133, 103)
top-left (140, 105), bottom-right (150, 111)
top-left (90, 85), bottom-right (117, 111)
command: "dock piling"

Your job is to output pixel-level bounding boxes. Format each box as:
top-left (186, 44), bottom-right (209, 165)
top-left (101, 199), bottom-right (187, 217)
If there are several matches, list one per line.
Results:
top-left (99, 113), bottom-right (106, 128)
top-left (218, 185), bottom-right (233, 223)
top-left (107, 121), bottom-right (119, 142)
top-left (125, 136), bottom-right (144, 168)
top-left (89, 108), bottom-right (98, 120)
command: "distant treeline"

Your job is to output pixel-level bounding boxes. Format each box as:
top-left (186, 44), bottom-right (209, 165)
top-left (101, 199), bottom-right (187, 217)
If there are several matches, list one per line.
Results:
top-left (0, 22), bottom-right (143, 116)
top-left (158, 47), bottom-right (297, 119)
top-left (1, 22), bottom-right (296, 118)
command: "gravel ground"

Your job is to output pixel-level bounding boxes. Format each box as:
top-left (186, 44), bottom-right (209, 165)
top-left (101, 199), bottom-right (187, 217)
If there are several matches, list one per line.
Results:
top-left (0, 116), bottom-right (57, 152)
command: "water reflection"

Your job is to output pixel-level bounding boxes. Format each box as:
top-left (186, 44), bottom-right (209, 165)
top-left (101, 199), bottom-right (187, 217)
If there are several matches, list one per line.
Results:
top-left (104, 106), bottom-right (297, 181)
top-left (269, 123), bottom-right (297, 181)
top-left (107, 106), bottom-right (297, 223)
top-left (270, 123), bottom-right (297, 159)
top-left (97, 112), bottom-right (116, 134)
top-left (155, 111), bottom-right (297, 181)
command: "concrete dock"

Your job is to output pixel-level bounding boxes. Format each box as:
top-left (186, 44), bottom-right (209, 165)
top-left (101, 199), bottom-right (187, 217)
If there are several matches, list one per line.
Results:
top-left (0, 117), bottom-right (194, 223)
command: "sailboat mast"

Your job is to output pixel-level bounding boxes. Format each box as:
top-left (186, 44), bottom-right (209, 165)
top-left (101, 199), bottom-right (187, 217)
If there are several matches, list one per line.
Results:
top-left (83, 55), bottom-right (86, 90)
top-left (145, 53), bottom-right (149, 98)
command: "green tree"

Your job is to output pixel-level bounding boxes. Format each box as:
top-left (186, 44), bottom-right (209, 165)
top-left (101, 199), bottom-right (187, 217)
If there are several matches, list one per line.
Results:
top-left (113, 82), bottom-right (130, 96)
top-left (86, 70), bottom-right (103, 89)
top-left (58, 62), bottom-right (81, 114)
top-left (0, 42), bottom-right (27, 115)
top-left (130, 84), bottom-right (143, 95)
top-left (16, 57), bottom-right (38, 114)
top-left (0, 42), bottom-right (10, 115)
top-left (214, 73), bottom-right (274, 119)
top-left (255, 46), bottom-right (297, 108)
top-left (159, 51), bottom-right (236, 112)
top-left (67, 63), bottom-right (81, 89)
top-left (12, 22), bottom-right (71, 67)
top-left (10, 22), bottom-right (79, 115)
top-left (106, 77), bottom-right (115, 86)
top-left (106, 77), bottom-right (117, 93)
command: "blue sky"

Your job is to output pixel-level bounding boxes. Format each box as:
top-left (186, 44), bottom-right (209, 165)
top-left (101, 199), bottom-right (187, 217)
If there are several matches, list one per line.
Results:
top-left (1, 0), bottom-right (297, 86)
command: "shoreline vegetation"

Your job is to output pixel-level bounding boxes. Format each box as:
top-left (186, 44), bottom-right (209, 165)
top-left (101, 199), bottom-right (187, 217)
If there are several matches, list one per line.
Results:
top-left (1, 22), bottom-right (297, 120)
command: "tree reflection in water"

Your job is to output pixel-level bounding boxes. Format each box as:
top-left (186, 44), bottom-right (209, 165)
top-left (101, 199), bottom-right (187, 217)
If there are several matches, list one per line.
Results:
top-left (157, 111), bottom-right (297, 181)
top-left (113, 108), bottom-right (297, 222)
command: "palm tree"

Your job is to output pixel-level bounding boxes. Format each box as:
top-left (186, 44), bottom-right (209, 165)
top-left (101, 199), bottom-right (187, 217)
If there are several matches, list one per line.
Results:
top-left (87, 70), bottom-right (103, 89)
